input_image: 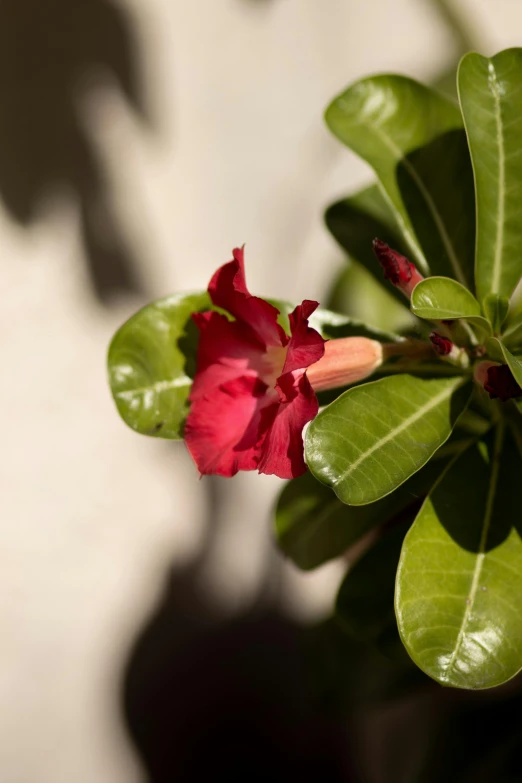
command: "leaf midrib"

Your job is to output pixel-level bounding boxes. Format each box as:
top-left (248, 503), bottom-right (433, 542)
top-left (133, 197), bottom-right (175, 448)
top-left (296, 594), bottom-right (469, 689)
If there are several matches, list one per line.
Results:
top-left (335, 379), bottom-right (461, 484)
top-left (488, 60), bottom-right (506, 295)
top-left (372, 125), bottom-right (469, 287)
top-left (444, 422), bottom-right (505, 681)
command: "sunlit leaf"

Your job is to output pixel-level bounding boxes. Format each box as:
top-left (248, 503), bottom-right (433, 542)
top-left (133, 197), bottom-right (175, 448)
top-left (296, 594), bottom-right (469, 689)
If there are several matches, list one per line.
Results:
top-left (325, 75), bottom-right (475, 286)
top-left (411, 276), bottom-right (491, 335)
top-left (396, 430), bottom-right (522, 689)
top-left (108, 292), bottom-right (210, 439)
top-left (458, 49), bottom-right (522, 302)
top-left (305, 374), bottom-right (470, 505)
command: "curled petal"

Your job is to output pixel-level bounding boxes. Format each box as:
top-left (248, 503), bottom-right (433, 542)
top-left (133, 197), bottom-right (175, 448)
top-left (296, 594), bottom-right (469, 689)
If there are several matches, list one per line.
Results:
top-left (282, 300), bottom-right (325, 375)
top-left (257, 371), bottom-right (318, 479)
top-left (208, 248), bottom-right (287, 348)
top-left (185, 375), bottom-right (271, 476)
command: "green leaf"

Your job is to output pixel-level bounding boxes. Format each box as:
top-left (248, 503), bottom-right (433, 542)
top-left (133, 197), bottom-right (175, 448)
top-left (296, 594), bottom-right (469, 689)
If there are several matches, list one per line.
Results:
top-left (487, 337), bottom-right (522, 388)
top-left (396, 429), bottom-right (522, 689)
top-left (501, 299), bottom-right (522, 349)
top-left (483, 294), bottom-right (509, 334)
top-left (501, 323), bottom-right (522, 351)
top-left (325, 75), bottom-right (475, 286)
top-left (336, 525), bottom-right (411, 658)
top-left (326, 264), bottom-right (415, 335)
top-left (275, 457), bottom-right (449, 571)
top-left (108, 292), bottom-right (210, 439)
top-left (458, 49), bottom-right (522, 302)
top-left (325, 184), bottom-right (407, 304)
top-left (305, 374), bottom-right (470, 506)
top-left (307, 306), bottom-right (402, 344)
top-left (411, 276), bottom-right (491, 334)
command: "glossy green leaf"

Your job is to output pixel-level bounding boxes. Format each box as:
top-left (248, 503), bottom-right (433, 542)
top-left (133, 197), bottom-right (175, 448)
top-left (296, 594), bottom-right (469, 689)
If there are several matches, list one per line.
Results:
top-left (305, 374), bottom-right (470, 505)
top-left (336, 525), bottom-right (408, 658)
top-left (325, 75), bottom-right (475, 286)
top-left (396, 430), bottom-right (522, 689)
top-left (487, 337), bottom-right (522, 389)
top-left (458, 49), bottom-right (522, 302)
top-left (325, 184), bottom-right (407, 306)
top-left (501, 298), bottom-right (522, 349)
top-left (275, 457), bottom-right (449, 571)
top-left (307, 307), bottom-right (401, 344)
top-left (501, 323), bottom-right (522, 351)
top-left (411, 276), bottom-right (491, 334)
top-left (108, 292), bottom-right (210, 439)
top-left (483, 294), bottom-right (509, 334)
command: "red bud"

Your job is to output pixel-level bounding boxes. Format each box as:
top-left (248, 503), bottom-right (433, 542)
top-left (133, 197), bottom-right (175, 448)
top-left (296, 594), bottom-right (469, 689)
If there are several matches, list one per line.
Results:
top-left (372, 239), bottom-right (424, 297)
top-left (430, 332), bottom-right (453, 357)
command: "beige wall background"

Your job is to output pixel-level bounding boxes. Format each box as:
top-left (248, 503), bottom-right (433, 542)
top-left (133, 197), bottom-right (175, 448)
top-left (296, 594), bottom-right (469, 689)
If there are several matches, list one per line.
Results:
top-left (1, 1), bottom-right (521, 780)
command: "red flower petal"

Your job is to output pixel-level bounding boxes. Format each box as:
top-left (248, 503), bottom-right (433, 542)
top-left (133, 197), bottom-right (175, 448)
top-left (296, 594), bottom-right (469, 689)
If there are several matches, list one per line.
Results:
top-left (257, 371), bottom-right (318, 479)
top-left (282, 300), bottom-right (325, 375)
top-left (208, 247), bottom-right (287, 348)
top-left (185, 375), bottom-right (274, 477)
top-left (189, 311), bottom-right (267, 401)
top-left (186, 252), bottom-right (324, 479)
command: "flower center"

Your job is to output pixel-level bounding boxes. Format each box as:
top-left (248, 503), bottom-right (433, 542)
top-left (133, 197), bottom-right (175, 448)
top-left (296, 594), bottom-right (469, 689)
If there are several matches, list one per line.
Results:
top-left (258, 345), bottom-right (288, 390)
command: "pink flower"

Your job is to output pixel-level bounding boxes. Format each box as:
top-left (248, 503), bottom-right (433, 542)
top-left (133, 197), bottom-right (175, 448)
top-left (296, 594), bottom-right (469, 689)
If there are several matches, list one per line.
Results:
top-left (184, 247), bottom-right (325, 479)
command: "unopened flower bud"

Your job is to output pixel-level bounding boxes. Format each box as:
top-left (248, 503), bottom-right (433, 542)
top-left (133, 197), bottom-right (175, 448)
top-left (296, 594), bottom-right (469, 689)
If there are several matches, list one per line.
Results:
top-left (430, 332), bottom-right (453, 357)
top-left (474, 361), bottom-right (522, 402)
top-left (372, 238), bottom-right (424, 297)
top-left (306, 337), bottom-right (383, 392)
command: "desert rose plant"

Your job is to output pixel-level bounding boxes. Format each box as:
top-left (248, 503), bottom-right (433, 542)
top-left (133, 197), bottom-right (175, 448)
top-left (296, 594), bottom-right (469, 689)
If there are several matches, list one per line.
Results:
top-left (108, 48), bottom-right (522, 691)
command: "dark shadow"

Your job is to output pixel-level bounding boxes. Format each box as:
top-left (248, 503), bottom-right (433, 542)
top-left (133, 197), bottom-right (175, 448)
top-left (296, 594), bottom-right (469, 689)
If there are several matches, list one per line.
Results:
top-left (0, 0), bottom-right (148, 301)
top-left (431, 433), bottom-right (514, 552)
top-left (419, 679), bottom-right (522, 783)
top-left (122, 568), bottom-right (358, 782)
top-left (324, 186), bottom-right (409, 309)
top-left (121, 473), bottom-right (438, 782)
top-left (397, 129), bottom-right (476, 286)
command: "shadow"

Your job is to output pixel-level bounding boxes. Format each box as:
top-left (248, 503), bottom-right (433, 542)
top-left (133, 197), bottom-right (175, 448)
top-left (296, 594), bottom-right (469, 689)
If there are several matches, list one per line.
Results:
top-left (324, 185), bottom-right (409, 309)
top-left (0, 0), bottom-right (148, 302)
top-left (396, 129), bottom-right (476, 285)
top-left (123, 566), bottom-right (358, 782)
top-left (431, 432), bottom-right (516, 552)
top-left (419, 679), bottom-right (522, 783)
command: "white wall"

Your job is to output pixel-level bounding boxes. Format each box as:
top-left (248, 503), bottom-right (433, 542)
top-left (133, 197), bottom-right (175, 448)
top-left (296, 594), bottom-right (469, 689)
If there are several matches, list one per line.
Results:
top-left (1, 1), bottom-right (519, 780)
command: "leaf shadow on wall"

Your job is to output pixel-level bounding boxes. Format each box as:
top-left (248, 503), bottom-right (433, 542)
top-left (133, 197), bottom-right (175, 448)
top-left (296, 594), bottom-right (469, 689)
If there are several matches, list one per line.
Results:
top-left (122, 480), bottom-right (361, 783)
top-left (0, 0), bottom-right (148, 302)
